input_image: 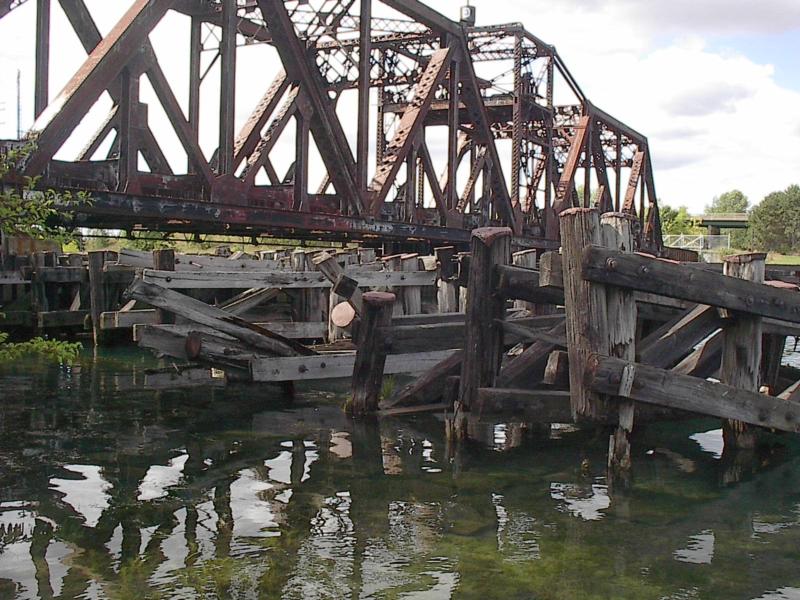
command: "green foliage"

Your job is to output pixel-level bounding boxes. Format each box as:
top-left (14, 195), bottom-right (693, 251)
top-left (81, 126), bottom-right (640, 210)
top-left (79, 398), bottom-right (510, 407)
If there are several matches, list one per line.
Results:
top-left (706, 189), bottom-right (749, 214)
top-left (749, 184), bottom-right (800, 254)
top-left (660, 205), bottom-right (700, 235)
top-left (0, 142), bottom-right (90, 243)
top-left (0, 330), bottom-right (82, 364)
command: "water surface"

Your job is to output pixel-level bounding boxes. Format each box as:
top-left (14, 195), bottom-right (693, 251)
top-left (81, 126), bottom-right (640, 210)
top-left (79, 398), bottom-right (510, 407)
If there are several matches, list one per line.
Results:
top-left (1, 348), bottom-right (800, 599)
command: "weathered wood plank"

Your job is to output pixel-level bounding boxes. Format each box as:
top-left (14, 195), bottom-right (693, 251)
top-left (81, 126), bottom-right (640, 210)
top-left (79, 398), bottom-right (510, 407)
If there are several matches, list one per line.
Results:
top-left (382, 350), bottom-right (463, 409)
top-left (251, 350), bottom-right (458, 382)
top-left (141, 269), bottom-right (436, 290)
top-left (100, 309), bottom-right (156, 330)
top-left (0, 272), bottom-right (29, 286)
top-left (586, 353), bottom-right (800, 434)
top-left (638, 304), bottom-right (721, 368)
top-left (37, 310), bottom-right (89, 329)
top-left (583, 247), bottom-right (800, 324)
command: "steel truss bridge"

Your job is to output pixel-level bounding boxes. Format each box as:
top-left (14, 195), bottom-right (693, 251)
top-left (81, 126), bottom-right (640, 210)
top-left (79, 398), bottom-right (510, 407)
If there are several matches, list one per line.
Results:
top-left (1, 0), bottom-right (663, 251)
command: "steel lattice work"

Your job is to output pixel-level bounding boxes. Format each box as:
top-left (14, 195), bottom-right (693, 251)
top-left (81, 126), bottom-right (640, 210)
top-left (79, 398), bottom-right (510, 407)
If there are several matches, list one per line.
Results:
top-left (1, 0), bottom-right (663, 251)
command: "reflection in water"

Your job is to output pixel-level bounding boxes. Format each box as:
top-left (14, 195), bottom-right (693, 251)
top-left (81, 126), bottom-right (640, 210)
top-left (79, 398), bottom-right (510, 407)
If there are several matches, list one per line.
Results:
top-left (138, 454), bottom-right (189, 501)
top-left (49, 465), bottom-right (112, 527)
top-left (1, 349), bottom-right (800, 598)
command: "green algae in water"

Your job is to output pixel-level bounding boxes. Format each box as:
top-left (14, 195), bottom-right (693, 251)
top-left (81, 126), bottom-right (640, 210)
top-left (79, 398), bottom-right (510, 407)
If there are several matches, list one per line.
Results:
top-left (1, 348), bottom-right (800, 599)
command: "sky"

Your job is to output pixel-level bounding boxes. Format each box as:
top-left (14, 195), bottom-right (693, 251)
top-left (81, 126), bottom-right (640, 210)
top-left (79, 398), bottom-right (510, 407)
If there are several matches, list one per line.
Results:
top-left (0, 0), bottom-right (799, 214)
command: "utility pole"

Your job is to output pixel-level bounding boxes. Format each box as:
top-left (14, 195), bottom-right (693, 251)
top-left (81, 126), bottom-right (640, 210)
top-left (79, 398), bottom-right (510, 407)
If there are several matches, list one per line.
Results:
top-left (17, 69), bottom-right (22, 139)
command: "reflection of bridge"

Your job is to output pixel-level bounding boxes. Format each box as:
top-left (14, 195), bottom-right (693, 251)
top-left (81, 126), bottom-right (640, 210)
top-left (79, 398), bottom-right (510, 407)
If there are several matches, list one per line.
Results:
top-left (0, 0), bottom-right (663, 251)
top-left (698, 213), bottom-right (749, 233)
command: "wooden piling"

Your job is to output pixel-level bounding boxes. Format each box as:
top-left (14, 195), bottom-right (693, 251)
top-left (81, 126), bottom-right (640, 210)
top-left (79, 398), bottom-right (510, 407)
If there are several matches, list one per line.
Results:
top-left (559, 208), bottom-right (609, 421)
top-left (351, 291), bottom-right (396, 416)
top-left (153, 249), bottom-right (176, 325)
top-left (455, 227), bottom-right (512, 437)
top-left (88, 251), bottom-right (108, 345)
top-left (401, 253), bottom-right (422, 315)
top-left (721, 252), bottom-right (766, 449)
top-left (601, 212), bottom-right (637, 472)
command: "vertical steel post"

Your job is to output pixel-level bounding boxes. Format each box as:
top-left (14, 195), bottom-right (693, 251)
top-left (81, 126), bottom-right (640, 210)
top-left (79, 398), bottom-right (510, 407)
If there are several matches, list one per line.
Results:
top-left (218, 0), bottom-right (236, 175)
top-left (34, 0), bottom-right (51, 118)
top-left (356, 0), bottom-right (372, 191)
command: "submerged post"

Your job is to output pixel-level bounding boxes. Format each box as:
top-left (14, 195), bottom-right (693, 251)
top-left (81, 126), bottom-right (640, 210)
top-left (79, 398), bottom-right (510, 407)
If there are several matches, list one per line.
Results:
top-left (601, 212), bottom-right (637, 472)
top-left (721, 252), bottom-right (766, 449)
top-left (560, 208), bottom-right (609, 421)
top-left (350, 291), bottom-right (395, 416)
top-left (454, 227), bottom-right (512, 437)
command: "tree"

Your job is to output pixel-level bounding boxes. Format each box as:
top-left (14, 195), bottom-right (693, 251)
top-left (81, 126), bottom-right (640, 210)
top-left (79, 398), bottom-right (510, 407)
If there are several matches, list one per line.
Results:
top-left (706, 190), bottom-right (749, 214)
top-left (660, 205), bottom-right (699, 235)
top-left (749, 185), bottom-right (800, 254)
top-left (0, 143), bottom-right (89, 243)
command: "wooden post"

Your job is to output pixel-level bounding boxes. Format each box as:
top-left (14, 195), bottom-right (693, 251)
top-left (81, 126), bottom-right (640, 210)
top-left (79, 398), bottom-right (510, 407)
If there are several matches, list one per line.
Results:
top-left (560, 208), bottom-right (610, 421)
top-left (601, 212), bottom-right (637, 472)
top-left (382, 254), bottom-right (405, 317)
top-left (454, 227), bottom-right (512, 437)
top-left (153, 249), bottom-right (176, 325)
top-left (401, 253), bottom-right (422, 315)
top-left (435, 246), bottom-right (458, 313)
top-left (350, 292), bottom-right (395, 416)
top-left (511, 249), bottom-right (538, 313)
top-left (721, 252), bottom-right (766, 449)
top-left (88, 251), bottom-right (107, 345)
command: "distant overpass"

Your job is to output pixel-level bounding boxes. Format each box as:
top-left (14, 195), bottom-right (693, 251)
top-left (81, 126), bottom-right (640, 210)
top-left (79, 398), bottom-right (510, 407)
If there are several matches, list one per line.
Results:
top-left (697, 213), bottom-right (750, 233)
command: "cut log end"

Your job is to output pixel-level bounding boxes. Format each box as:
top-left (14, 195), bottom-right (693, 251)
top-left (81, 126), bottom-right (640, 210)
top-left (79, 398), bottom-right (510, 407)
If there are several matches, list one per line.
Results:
top-left (331, 302), bottom-right (357, 328)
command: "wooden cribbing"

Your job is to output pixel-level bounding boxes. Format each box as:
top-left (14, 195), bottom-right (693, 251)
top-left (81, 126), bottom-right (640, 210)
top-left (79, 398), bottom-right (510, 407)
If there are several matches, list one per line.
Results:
top-left (721, 253), bottom-right (766, 449)
top-left (455, 227), bottom-right (512, 436)
top-left (351, 291), bottom-right (396, 416)
top-left (560, 208), bottom-right (609, 421)
top-left (125, 279), bottom-right (310, 357)
top-left (582, 247), bottom-right (800, 324)
top-left (601, 212), bottom-right (637, 472)
top-left (585, 353), bottom-right (800, 434)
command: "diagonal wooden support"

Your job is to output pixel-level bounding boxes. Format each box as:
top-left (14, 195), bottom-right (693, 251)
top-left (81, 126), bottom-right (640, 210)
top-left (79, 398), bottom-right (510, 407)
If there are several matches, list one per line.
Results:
top-left (257, 0), bottom-right (365, 215)
top-left (369, 46), bottom-right (453, 214)
top-left (26, 0), bottom-right (176, 177)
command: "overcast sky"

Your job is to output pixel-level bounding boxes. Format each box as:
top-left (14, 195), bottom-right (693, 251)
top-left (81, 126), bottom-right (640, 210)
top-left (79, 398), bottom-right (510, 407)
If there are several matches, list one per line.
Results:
top-left (0, 0), bottom-right (798, 213)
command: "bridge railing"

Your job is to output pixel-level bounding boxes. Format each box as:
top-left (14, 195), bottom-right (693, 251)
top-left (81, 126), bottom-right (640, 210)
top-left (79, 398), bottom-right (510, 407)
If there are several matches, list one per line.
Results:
top-left (663, 234), bottom-right (730, 251)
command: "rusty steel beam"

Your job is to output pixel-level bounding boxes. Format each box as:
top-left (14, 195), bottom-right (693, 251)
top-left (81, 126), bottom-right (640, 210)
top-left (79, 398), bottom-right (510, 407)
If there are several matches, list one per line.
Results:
top-left (241, 86), bottom-right (300, 188)
top-left (257, 0), bottom-right (365, 215)
top-left (623, 150), bottom-right (645, 214)
top-left (233, 71), bottom-right (289, 172)
top-left (32, 0), bottom-right (174, 176)
top-left (370, 46), bottom-right (452, 214)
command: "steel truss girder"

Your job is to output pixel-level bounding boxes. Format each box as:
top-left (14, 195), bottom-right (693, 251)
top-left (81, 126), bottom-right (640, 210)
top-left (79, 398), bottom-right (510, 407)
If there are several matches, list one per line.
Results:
top-left (9, 0), bottom-right (663, 251)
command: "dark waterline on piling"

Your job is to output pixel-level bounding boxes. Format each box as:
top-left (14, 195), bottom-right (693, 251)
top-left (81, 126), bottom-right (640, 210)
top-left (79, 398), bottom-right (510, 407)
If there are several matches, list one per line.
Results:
top-left (1, 347), bottom-right (800, 599)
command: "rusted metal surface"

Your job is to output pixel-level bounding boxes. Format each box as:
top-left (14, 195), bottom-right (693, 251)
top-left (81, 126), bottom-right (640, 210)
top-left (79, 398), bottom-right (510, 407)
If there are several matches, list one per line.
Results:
top-left (6, 0), bottom-right (663, 251)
